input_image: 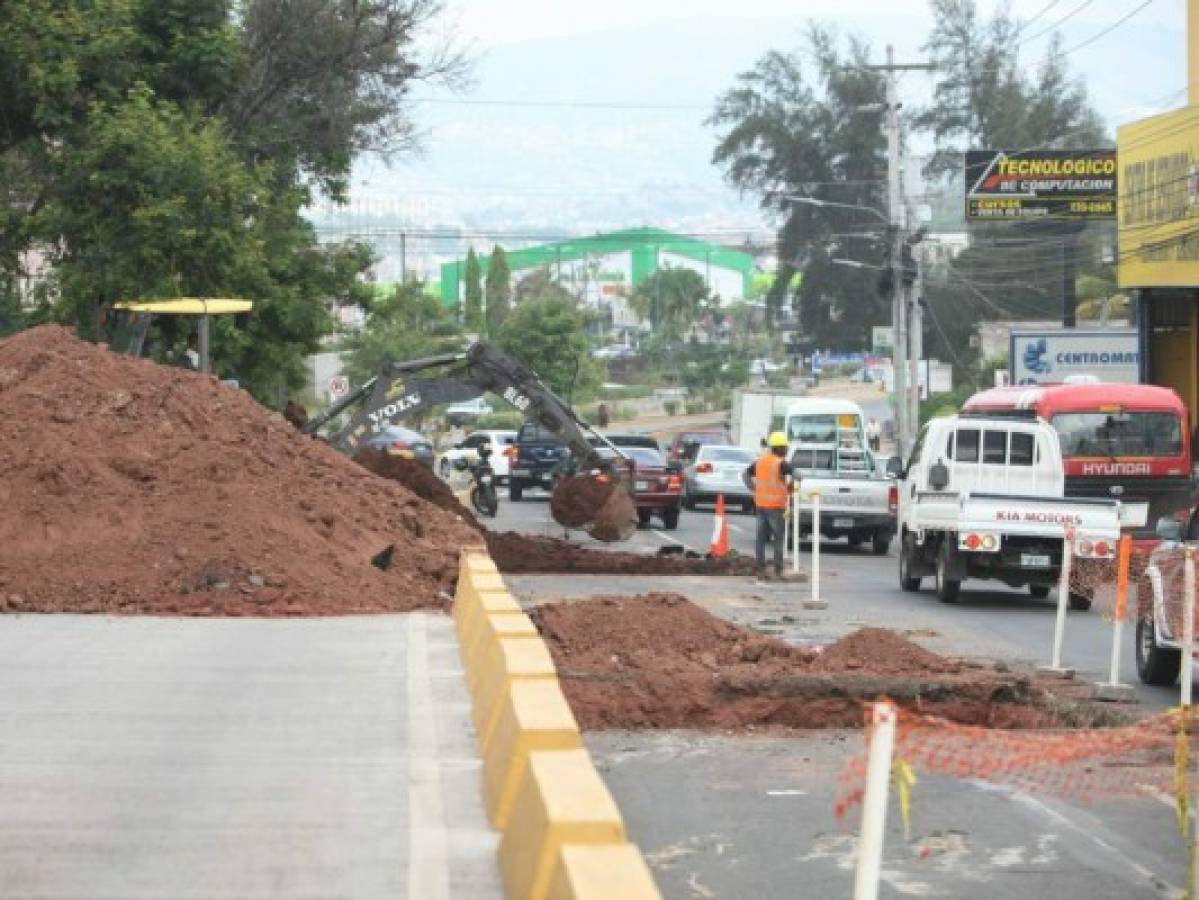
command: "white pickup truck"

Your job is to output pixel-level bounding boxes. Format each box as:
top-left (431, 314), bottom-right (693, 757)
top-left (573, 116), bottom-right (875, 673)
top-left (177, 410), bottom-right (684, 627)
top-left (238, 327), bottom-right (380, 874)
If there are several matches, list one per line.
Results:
top-left (893, 415), bottom-right (1121, 607)
top-left (785, 398), bottom-right (897, 555)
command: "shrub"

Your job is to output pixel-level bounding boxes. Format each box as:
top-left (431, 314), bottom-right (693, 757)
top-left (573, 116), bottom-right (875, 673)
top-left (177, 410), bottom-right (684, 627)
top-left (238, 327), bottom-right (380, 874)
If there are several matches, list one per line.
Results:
top-left (685, 400), bottom-right (705, 415)
top-left (476, 411), bottom-right (525, 430)
top-left (663, 400), bottom-right (679, 416)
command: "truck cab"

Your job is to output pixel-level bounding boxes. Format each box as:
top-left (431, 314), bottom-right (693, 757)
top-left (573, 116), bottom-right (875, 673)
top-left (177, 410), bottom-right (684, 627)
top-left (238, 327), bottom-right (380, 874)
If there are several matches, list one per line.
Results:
top-left (896, 415), bottom-right (1121, 606)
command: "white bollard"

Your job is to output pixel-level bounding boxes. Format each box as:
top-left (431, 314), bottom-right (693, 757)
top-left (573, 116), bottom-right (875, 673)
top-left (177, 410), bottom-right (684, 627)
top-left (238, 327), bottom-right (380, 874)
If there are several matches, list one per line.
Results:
top-left (792, 487), bottom-right (801, 575)
top-left (1106, 535), bottom-right (1132, 690)
top-left (1184, 550), bottom-right (1195, 708)
top-left (1044, 528), bottom-right (1074, 674)
top-left (853, 701), bottom-right (898, 900)
top-left (806, 492), bottom-right (826, 609)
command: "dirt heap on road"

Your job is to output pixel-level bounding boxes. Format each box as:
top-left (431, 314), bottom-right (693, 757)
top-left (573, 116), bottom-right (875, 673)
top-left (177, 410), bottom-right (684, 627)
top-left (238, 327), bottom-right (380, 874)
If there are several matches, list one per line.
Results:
top-left (531, 595), bottom-right (1084, 731)
top-left (353, 447), bottom-right (478, 524)
top-left (0, 326), bottom-right (479, 616)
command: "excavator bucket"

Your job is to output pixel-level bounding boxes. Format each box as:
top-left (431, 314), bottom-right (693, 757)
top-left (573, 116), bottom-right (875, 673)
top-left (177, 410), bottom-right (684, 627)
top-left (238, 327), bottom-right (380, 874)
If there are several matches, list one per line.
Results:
top-left (550, 473), bottom-right (638, 542)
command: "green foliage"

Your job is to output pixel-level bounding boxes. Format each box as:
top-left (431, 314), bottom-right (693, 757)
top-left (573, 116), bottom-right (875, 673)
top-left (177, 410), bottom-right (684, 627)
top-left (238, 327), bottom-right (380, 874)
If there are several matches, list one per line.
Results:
top-left (476, 410), bottom-right (525, 430)
top-left (484, 245), bottom-right (512, 336)
top-left (709, 27), bottom-right (889, 342)
top-left (340, 280), bottom-right (463, 385)
top-left (463, 249), bottom-right (483, 332)
top-left (495, 291), bottom-right (604, 401)
top-left (685, 399), bottom-right (706, 416)
top-left (629, 268), bottom-right (712, 341)
top-left (663, 400), bottom-right (679, 416)
top-left (598, 383), bottom-right (653, 400)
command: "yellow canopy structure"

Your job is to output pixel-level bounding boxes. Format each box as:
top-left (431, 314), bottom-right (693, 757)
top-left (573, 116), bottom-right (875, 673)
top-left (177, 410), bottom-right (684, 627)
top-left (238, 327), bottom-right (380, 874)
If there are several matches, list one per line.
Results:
top-left (114, 298), bottom-right (253, 315)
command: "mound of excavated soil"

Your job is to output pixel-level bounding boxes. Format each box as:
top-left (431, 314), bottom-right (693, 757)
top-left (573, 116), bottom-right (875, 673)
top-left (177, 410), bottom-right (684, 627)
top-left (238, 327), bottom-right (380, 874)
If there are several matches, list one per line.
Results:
top-left (0, 326), bottom-right (478, 616)
top-left (531, 595), bottom-right (1069, 730)
top-left (353, 448), bottom-right (479, 525)
top-left (484, 531), bottom-right (757, 576)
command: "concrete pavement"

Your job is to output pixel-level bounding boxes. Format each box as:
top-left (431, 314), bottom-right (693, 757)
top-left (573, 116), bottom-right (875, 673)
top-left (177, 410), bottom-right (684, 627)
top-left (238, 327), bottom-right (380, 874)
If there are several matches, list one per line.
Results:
top-left (0, 614), bottom-right (502, 900)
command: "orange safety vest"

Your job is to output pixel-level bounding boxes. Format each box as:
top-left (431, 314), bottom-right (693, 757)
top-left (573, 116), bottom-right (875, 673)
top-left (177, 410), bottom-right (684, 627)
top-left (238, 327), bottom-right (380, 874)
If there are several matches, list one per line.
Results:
top-left (754, 453), bottom-right (789, 510)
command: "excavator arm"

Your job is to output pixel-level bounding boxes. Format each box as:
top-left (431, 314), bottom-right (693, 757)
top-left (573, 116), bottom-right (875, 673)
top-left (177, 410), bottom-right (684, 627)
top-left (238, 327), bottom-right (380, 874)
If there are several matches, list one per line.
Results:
top-left (299, 342), bottom-right (636, 540)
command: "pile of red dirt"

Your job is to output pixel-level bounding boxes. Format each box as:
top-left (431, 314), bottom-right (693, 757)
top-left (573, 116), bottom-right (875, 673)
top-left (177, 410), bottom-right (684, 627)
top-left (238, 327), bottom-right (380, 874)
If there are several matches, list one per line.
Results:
top-left (0, 326), bottom-right (479, 616)
top-left (530, 595), bottom-right (1076, 730)
top-left (549, 473), bottom-right (615, 528)
top-left (484, 531), bottom-right (758, 576)
top-left (353, 447), bottom-right (479, 525)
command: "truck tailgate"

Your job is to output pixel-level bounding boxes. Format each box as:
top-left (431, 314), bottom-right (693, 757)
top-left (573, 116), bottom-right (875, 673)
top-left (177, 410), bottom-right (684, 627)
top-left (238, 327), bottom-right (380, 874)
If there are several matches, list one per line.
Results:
top-left (801, 477), bottom-right (891, 514)
top-left (919, 491), bottom-right (1121, 541)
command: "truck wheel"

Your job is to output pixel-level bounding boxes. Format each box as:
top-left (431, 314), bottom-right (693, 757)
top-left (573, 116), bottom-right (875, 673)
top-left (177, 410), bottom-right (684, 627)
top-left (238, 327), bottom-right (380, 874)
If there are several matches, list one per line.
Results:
top-left (935, 542), bottom-right (961, 604)
top-left (846, 534), bottom-right (865, 549)
top-left (509, 481), bottom-right (524, 502)
top-left (872, 530), bottom-right (892, 556)
top-left (1028, 584), bottom-right (1051, 599)
top-left (899, 535), bottom-right (922, 592)
top-left (1068, 592), bottom-right (1092, 612)
top-left (683, 492), bottom-right (697, 511)
top-left (661, 508), bottom-right (680, 530)
top-left (1136, 615), bottom-right (1181, 686)
top-left (637, 510), bottom-right (652, 527)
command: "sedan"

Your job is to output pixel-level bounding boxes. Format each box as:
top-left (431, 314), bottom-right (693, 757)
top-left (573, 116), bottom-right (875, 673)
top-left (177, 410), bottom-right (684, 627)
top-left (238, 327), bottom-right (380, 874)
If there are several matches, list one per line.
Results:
top-left (683, 444), bottom-right (757, 513)
top-left (363, 425), bottom-right (435, 467)
top-left (623, 446), bottom-right (683, 530)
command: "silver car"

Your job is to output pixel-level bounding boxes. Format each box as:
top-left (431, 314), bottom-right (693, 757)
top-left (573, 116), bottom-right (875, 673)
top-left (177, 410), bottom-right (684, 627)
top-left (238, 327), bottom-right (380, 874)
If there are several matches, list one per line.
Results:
top-left (683, 445), bottom-right (757, 513)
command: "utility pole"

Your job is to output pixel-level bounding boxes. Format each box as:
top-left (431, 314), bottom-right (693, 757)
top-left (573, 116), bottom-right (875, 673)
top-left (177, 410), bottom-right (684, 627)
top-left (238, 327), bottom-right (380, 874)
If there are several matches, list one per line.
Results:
top-left (865, 45), bottom-right (934, 458)
top-left (400, 231), bottom-right (408, 285)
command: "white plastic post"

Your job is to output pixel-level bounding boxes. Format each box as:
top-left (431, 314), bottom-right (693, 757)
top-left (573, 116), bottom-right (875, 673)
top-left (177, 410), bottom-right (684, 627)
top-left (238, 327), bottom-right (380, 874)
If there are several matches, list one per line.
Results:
top-left (1106, 535), bottom-right (1132, 689)
top-left (853, 701), bottom-right (898, 900)
top-left (810, 492), bottom-right (822, 606)
top-left (1048, 529), bottom-right (1073, 672)
top-left (1183, 550), bottom-right (1195, 708)
top-left (792, 488), bottom-right (801, 575)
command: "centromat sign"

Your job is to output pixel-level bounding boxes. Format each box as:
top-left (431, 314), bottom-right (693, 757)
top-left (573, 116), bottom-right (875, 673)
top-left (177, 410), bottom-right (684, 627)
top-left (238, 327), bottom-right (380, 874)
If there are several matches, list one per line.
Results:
top-left (965, 150), bottom-right (1117, 221)
top-left (1009, 329), bottom-right (1140, 386)
top-left (1117, 104), bottom-right (1199, 288)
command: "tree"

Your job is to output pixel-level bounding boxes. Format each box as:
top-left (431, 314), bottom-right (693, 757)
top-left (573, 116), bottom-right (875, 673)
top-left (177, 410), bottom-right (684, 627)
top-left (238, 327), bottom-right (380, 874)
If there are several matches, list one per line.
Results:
top-left (463, 249), bottom-right (483, 332)
top-left (709, 26), bottom-right (889, 345)
top-left (915, 0), bottom-right (1107, 176)
top-left (495, 290), bottom-right (603, 401)
top-left (484, 245), bottom-right (512, 336)
top-left (629, 268), bottom-right (711, 341)
top-left (341, 281), bottom-right (461, 385)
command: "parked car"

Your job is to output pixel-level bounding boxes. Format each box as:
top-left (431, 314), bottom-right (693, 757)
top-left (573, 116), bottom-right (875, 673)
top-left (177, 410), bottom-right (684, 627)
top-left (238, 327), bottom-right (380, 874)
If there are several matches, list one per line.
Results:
top-left (439, 429), bottom-right (516, 481)
top-left (623, 446), bottom-right (683, 529)
top-left (683, 445), bottom-right (757, 512)
top-left (509, 420), bottom-right (568, 501)
top-left (602, 432), bottom-right (662, 453)
top-left (445, 397), bottom-right (494, 424)
top-left (363, 425), bottom-right (435, 468)
top-left (666, 429), bottom-right (728, 464)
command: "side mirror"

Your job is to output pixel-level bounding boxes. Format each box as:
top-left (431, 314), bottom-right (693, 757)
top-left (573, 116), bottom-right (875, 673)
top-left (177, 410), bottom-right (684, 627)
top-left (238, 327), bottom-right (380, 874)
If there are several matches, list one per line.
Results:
top-left (452, 457), bottom-right (469, 472)
top-left (928, 459), bottom-right (949, 491)
top-left (1156, 516), bottom-right (1184, 542)
top-left (885, 456), bottom-right (904, 479)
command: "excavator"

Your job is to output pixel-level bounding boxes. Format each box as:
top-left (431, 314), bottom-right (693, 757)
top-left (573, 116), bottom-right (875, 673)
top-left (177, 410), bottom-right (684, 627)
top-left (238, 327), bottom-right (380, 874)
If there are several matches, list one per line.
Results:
top-left (298, 341), bottom-right (638, 542)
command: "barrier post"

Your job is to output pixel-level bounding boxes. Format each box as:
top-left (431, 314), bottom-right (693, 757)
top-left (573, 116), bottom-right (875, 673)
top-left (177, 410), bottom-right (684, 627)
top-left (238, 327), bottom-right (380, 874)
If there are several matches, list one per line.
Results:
top-left (805, 492), bottom-right (826, 609)
top-left (1184, 550), bottom-right (1195, 708)
top-left (792, 487), bottom-right (801, 576)
top-left (852, 701), bottom-right (897, 900)
top-left (1097, 535), bottom-right (1135, 700)
top-left (1041, 527), bottom-right (1074, 676)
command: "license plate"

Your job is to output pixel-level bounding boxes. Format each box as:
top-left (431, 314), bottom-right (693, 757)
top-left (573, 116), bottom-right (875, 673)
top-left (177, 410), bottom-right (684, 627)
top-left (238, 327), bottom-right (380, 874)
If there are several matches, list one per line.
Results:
top-left (635, 480), bottom-right (649, 491)
top-left (512, 468), bottom-right (529, 477)
top-left (479, 475), bottom-right (492, 485)
top-left (1021, 554), bottom-right (1052, 568)
top-left (833, 517), bottom-right (856, 529)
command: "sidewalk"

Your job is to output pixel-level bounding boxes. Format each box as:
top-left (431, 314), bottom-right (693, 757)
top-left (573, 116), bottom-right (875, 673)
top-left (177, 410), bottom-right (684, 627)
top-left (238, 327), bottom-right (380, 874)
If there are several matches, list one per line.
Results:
top-left (0, 614), bottom-right (502, 900)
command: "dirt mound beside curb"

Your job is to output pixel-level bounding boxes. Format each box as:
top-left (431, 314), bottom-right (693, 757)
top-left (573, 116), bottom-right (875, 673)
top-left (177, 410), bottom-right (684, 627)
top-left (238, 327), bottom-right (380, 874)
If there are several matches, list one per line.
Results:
top-left (0, 326), bottom-right (478, 615)
top-left (531, 595), bottom-right (1073, 731)
top-left (485, 532), bottom-right (757, 576)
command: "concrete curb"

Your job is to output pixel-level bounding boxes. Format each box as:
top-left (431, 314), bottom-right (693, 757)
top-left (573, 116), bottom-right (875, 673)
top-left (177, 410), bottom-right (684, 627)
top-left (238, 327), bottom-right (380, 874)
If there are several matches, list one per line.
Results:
top-left (454, 549), bottom-right (661, 900)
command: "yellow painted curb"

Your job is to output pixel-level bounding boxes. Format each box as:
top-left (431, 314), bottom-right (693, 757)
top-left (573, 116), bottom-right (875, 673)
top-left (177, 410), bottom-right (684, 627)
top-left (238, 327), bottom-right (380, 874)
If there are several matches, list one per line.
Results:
top-left (547, 844), bottom-right (661, 900)
top-left (498, 749), bottom-right (627, 900)
top-left (454, 550), bottom-right (661, 900)
top-left (474, 637), bottom-right (558, 752)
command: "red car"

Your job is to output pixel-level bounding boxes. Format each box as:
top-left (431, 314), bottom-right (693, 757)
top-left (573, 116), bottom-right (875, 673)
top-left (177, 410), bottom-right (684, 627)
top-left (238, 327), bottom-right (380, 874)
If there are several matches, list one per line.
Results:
top-left (623, 446), bottom-right (683, 530)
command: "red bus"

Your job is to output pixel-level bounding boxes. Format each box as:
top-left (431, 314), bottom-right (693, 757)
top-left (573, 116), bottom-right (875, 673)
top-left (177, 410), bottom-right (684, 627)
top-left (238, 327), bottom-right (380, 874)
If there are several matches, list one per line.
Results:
top-left (962, 382), bottom-right (1192, 550)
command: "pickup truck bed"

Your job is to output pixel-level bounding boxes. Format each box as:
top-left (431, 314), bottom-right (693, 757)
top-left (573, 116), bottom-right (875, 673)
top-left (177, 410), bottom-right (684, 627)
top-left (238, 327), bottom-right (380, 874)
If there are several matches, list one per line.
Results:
top-left (795, 473), bottom-right (897, 555)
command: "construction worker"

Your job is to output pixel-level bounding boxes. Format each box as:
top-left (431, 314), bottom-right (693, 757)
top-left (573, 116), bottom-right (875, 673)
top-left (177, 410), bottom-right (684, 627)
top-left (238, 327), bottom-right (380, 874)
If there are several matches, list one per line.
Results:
top-left (744, 431), bottom-right (795, 583)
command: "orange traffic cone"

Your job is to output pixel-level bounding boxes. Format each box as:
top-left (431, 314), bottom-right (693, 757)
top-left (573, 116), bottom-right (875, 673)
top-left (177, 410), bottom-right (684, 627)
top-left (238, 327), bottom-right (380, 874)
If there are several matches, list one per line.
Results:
top-left (710, 493), bottom-right (730, 558)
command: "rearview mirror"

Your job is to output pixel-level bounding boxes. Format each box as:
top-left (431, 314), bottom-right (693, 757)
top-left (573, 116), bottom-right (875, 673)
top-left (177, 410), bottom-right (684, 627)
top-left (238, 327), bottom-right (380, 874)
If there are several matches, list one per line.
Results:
top-left (885, 456), bottom-right (904, 479)
top-left (1156, 516), bottom-right (1184, 542)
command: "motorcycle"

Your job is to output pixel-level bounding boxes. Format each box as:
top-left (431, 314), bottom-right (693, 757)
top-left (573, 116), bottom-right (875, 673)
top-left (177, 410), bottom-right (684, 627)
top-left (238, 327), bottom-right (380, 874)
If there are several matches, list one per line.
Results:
top-left (455, 441), bottom-right (498, 518)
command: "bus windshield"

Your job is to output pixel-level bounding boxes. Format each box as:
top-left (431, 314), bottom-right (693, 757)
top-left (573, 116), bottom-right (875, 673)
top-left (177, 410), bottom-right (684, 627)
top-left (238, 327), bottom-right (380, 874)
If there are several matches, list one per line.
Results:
top-left (1050, 411), bottom-right (1183, 458)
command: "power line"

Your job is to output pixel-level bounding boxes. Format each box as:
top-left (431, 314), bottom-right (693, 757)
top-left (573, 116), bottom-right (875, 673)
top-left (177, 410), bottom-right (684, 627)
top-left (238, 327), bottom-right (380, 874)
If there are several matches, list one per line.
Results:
top-left (1017, 0), bottom-right (1097, 48)
top-left (1016, 0), bottom-right (1065, 36)
top-left (1061, 0), bottom-right (1157, 55)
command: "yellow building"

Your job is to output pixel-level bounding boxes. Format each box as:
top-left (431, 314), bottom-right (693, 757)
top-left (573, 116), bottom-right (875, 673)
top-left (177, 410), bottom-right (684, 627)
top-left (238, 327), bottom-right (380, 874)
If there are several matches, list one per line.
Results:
top-left (1121, 1), bottom-right (1199, 422)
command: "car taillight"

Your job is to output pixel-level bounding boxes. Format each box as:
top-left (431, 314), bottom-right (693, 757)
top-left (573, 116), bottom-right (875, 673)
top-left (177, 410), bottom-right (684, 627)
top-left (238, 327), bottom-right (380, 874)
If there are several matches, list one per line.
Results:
top-left (504, 445), bottom-right (517, 459)
top-left (696, 462), bottom-right (713, 474)
top-left (960, 532), bottom-right (998, 552)
top-left (964, 533), bottom-right (981, 550)
top-left (888, 484), bottom-right (898, 513)
top-left (389, 441), bottom-right (414, 458)
top-left (1095, 541), bottom-right (1111, 558)
top-left (667, 475), bottom-right (682, 491)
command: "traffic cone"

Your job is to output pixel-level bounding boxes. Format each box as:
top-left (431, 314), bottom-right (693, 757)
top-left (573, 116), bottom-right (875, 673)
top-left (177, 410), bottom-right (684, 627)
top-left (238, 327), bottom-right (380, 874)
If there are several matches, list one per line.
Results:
top-left (710, 493), bottom-right (730, 558)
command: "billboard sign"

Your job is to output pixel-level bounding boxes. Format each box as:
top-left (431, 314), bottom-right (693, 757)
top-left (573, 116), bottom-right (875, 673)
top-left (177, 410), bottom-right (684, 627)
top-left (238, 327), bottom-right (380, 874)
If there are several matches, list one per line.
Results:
top-left (1117, 105), bottom-right (1199, 288)
top-left (1009, 329), bottom-right (1140, 386)
top-left (965, 150), bottom-right (1117, 221)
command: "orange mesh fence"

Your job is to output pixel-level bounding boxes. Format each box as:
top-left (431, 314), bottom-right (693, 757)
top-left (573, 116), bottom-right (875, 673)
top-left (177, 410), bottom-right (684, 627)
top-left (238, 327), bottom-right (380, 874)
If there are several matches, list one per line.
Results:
top-left (836, 705), bottom-right (1196, 822)
top-left (1082, 543), bottom-right (1197, 637)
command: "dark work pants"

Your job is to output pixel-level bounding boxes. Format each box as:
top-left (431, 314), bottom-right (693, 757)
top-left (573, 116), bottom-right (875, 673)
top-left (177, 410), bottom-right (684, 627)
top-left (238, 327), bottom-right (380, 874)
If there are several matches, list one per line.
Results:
top-left (755, 508), bottom-right (785, 575)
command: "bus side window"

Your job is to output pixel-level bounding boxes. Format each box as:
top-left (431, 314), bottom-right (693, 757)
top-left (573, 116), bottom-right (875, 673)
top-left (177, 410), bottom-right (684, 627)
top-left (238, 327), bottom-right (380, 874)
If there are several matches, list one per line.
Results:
top-left (1010, 432), bottom-right (1034, 466)
top-left (955, 429), bottom-right (979, 463)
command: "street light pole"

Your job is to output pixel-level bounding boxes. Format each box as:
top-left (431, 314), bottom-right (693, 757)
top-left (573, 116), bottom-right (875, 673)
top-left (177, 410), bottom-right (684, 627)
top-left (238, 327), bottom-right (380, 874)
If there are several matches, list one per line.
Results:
top-left (884, 44), bottom-right (908, 458)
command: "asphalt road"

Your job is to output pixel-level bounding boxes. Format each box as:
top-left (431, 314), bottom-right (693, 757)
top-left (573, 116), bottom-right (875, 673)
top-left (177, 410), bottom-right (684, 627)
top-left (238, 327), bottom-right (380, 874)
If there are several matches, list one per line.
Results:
top-left (0, 614), bottom-right (501, 900)
top-left (489, 493), bottom-right (1193, 900)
